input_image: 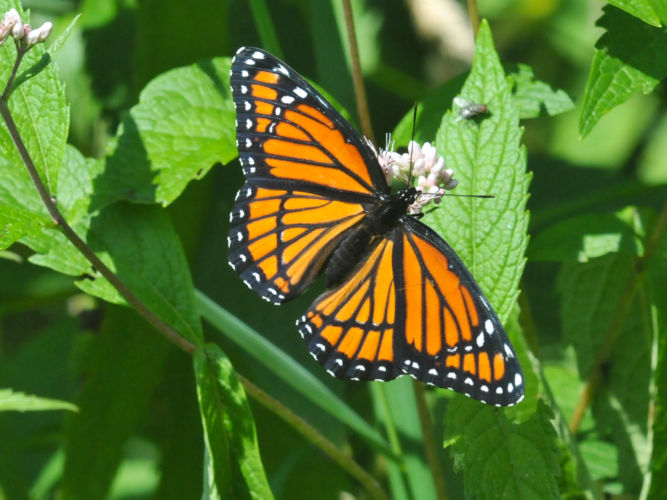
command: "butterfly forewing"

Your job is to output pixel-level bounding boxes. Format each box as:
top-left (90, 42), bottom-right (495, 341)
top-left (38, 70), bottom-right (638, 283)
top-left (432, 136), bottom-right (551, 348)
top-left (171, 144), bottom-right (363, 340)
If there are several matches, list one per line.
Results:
top-left (229, 47), bottom-right (388, 198)
top-left (297, 235), bottom-right (400, 382)
top-left (229, 47), bottom-right (384, 302)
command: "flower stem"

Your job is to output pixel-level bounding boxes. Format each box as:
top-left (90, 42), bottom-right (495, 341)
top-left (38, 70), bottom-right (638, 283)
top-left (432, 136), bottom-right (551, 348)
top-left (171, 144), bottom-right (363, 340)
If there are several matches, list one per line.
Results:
top-left (342, 0), bottom-right (375, 143)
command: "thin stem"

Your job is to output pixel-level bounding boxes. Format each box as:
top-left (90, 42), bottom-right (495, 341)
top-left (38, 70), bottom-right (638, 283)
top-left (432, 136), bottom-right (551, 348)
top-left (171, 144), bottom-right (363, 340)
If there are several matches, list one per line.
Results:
top-left (569, 202), bottom-right (667, 434)
top-left (0, 94), bottom-right (196, 356)
top-left (2, 41), bottom-right (25, 100)
top-left (413, 381), bottom-right (449, 500)
top-left (466, 0), bottom-right (481, 37)
top-left (241, 375), bottom-right (390, 500)
top-left (341, 0), bottom-right (375, 143)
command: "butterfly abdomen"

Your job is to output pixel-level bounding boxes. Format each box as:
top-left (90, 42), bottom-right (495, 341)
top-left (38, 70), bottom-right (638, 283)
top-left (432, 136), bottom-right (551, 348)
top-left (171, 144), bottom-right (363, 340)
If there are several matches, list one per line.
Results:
top-left (325, 191), bottom-right (413, 287)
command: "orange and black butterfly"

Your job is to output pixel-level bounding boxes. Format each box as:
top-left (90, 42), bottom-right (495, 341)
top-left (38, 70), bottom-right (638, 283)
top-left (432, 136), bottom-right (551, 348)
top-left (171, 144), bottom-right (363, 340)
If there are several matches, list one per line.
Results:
top-left (228, 47), bottom-right (524, 406)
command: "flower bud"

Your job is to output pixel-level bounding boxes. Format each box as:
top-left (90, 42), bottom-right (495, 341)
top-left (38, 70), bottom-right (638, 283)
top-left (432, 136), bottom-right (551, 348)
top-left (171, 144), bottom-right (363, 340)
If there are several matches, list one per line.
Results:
top-left (26, 21), bottom-right (52, 46)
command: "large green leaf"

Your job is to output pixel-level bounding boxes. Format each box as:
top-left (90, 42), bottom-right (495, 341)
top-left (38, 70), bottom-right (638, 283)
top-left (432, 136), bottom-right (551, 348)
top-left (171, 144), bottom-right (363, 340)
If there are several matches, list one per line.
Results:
top-left (91, 57), bottom-right (236, 210)
top-left (434, 20), bottom-right (529, 324)
top-left (194, 343), bottom-right (274, 500)
top-left (556, 207), bottom-right (660, 493)
top-left (580, 6), bottom-right (667, 137)
top-left (60, 308), bottom-right (171, 500)
top-left (0, 1), bottom-right (69, 196)
top-left (444, 399), bottom-right (560, 499)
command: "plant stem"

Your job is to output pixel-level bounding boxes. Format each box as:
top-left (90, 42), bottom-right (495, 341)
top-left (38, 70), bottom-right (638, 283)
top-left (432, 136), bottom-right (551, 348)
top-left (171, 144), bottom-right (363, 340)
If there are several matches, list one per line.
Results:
top-left (2, 41), bottom-right (25, 100)
top-left (241, 375), bottom-right (390, 500)
top-left (413, 381), bottom-right (449, 500)
top-left (0, 93), bottom-right (196, 356)
top-left (342, 0), bottom-right (375, 143)
top-left (466, 0), bottom-right (481, 37)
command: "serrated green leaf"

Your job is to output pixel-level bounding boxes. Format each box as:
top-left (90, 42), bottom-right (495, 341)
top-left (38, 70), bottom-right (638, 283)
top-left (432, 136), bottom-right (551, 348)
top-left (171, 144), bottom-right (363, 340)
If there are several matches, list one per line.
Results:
top-left (0, 2), bottom-right (69, 195)
top-left (509, 63), bottom-right (574, 119)
top-left (47, 13), bottom-right (81, 57)
top-left (580, 6), bottom-right (667, 137)
top-left (529, 208), bottom-right (644, 263)
top-left (434, 20), bottom-right (529, 323)
top-left (608, 0), bottom-right (662, 26)
top-left (444, 398), bottom-right (560, 499)
top-left (61, 308), bottom-right (171, 500)
top-left (194, 343), bottom-right (274, 500)
top-left (91, 57), bottom-right (236, 210)
top-left (0, 388), bottom-right (77, 412)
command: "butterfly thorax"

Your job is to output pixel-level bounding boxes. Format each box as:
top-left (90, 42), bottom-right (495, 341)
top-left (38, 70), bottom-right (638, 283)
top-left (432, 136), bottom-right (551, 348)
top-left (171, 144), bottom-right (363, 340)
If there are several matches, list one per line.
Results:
top-left (324, 187), bottom-right (418, 288)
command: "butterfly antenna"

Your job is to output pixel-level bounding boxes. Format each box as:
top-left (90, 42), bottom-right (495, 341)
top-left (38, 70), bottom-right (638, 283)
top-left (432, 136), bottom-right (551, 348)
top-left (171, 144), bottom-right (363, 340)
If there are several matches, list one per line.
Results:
top-left (408, 102), bottom-right (418, 185)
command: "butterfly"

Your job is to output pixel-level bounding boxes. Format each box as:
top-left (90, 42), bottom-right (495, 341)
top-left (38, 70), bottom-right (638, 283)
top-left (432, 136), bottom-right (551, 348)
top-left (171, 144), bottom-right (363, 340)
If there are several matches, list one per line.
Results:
top-left (228, 47), bottom-right (524, 406)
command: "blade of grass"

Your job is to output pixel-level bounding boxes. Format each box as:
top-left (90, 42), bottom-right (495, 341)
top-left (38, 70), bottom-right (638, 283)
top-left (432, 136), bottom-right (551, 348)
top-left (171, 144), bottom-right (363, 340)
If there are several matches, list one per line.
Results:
top-left (195, 289), bottom-right (394, 458)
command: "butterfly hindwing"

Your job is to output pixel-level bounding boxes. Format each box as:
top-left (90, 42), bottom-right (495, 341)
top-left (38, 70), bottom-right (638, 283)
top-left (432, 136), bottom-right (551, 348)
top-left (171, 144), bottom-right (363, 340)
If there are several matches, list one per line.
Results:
top-left (394, 217), bottom-right (524, 406)
top-left (297, 235), bottom-right (401, 381)
top-left (296, 219), bottom-right (523, 406)
top-left (228, 183), bottom-right (367, 303)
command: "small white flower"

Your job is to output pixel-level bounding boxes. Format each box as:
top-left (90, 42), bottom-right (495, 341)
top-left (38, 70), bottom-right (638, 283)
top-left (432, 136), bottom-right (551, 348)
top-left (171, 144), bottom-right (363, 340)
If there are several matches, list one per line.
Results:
top-left (372, 137), bottom-right (457, 213)
top-left (0, 8), bottom-right (21, 44)
top-left (26, 21), bottom-right (52, 46)
top-left (12, 21), bottom-right (25, 40)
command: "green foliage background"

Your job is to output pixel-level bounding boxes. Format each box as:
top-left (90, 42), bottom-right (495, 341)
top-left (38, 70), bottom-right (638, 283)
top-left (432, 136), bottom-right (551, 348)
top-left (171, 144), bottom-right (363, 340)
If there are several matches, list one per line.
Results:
top-left (1, 0), bottom-right (666, 499)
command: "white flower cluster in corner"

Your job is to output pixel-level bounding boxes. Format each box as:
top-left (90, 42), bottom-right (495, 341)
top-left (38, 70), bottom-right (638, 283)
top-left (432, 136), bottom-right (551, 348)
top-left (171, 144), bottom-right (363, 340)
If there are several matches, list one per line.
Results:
top-left (0, 8), bottom-right (52, 48)
top-left (370, 136), bottom-right (458, 214)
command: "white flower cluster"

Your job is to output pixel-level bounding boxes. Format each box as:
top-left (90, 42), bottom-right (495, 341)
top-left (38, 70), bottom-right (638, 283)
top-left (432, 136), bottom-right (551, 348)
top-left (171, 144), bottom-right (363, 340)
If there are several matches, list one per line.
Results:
top-left (0, 8), bottom-right (52, 48)
top-left (374, 138), bottom-right (457, 213)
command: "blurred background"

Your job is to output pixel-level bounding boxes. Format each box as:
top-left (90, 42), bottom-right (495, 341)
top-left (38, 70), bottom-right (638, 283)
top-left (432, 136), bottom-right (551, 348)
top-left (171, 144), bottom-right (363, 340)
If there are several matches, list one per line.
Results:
top-left (1, 0), bottom-right (665, 498)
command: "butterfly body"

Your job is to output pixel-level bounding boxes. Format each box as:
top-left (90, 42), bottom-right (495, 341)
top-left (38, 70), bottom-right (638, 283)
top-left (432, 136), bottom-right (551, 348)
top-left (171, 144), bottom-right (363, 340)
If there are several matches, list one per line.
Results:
top-left (228, 47), bottom-right (524, 406)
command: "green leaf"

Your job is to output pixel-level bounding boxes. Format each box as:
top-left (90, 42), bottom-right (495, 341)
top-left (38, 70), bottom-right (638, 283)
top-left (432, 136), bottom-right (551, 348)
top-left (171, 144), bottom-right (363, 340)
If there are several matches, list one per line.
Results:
top-left (0, 3), bottom-right (69, 196)
top-left (196, 291), bottom-right (393, 456)
top-left (579, 6), bottom-right (667, 137)
top-left (92, 57), bottom-right (236, 210)
top-left (47, 14), bottom-right (82, 57)
top-left (528, 208), bottom-right (644, 263)
top-left (377, 380), bottom-right (437, 500)
top-left (0, 388), bottom-right (77, 412)
top-left (434, 20), bottom-right (529, 323)
top-left (647, 224), bottom-right (667, 499)
top-left (444, 398), bottom-right (560, 499)
top-left (509, 63), bottom-right (574, 119)
top-left (76, 204), bottom-right (204, 347)
top-left (392, 73), bottom-right (467, 147)
top-left (61, 308), bottom-right (171, 500)
top-left (607, 0), bottom-right (662, 26)
top-left (556, 208), bottom-right (659, 492)
top-left (0, 204), bottom-right (49, 250)
top-left (194, 343), bottom-right (274, 500)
